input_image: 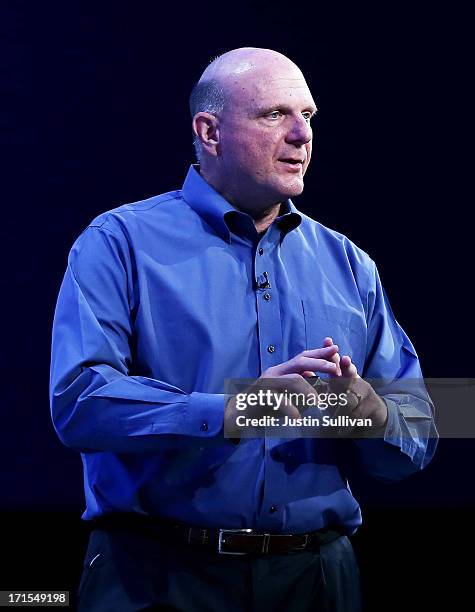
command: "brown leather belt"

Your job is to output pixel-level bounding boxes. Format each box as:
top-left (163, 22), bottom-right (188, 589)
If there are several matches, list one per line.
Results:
top-left (92, 513), bottom-right (345, 556)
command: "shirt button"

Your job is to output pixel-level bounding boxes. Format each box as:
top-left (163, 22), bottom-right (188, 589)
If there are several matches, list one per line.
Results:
top-left (258, 247), bottom-right (264, 255)
top-left (269, 505), bottom-right (278, 513)
top-left (200, 422), bottom-right (208, 432)
top-left (263, 293), bottom-right (271, 301)
top-left (267, 345), bottom-right (275, 354)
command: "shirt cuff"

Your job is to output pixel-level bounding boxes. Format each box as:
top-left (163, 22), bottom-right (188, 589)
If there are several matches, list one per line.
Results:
top-left (381, 396), bottom-right (422, 460)
top-left (187, 391), bottom-right (226, 437)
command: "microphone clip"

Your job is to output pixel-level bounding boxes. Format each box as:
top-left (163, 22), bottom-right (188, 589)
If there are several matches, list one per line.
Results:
top-left (255, 271), bottom-right (271, 290)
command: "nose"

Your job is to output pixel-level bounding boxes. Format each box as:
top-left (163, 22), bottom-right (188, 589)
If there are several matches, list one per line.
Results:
top-left (285, 114), bottom-right (312, 146)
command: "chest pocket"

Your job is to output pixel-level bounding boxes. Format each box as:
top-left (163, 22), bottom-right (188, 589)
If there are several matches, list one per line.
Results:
top-left (301, 300), bottom-right (367, 374)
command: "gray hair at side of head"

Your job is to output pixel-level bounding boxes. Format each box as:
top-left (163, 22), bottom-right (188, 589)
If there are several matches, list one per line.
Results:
top-left (189, 78), bottom-right (226, 163)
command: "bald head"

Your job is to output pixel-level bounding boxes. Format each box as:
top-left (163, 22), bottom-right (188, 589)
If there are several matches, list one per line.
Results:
top-left (199, 47), bottom-right (304, 91)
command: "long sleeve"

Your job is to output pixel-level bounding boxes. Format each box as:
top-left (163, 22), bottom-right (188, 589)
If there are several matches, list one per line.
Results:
top-left (351, 263), bottom-right (438, 481)
top-left (49, 223), bottom-right (225, 453)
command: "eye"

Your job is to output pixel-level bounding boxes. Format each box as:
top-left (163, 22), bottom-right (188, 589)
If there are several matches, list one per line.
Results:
top-left (302, 112), bottom-right (314, 123)
top-left (266, 110), bottom-right (283, 120)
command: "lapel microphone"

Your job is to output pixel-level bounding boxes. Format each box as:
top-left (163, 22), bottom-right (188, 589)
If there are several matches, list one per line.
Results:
top-left (255, 271), bottom-right (271, 290)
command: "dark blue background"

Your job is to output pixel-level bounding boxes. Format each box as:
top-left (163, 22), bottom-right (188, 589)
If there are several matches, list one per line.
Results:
top-left (2, 1), bottom-right (473, 608)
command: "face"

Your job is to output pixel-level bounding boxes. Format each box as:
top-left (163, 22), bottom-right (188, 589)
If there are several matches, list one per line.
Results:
top-left (215, 60), bottom-right (316, 211)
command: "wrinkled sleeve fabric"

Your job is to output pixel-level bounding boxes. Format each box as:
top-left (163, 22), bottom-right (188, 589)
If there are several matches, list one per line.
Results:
top-left (49, 222), bottom-right (225, 453)
top-left (352, 261), bottom-right (438, 482)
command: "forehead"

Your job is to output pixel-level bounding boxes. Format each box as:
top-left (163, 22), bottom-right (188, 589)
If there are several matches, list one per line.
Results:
top-left (227, 64), bottom-right (316, 112)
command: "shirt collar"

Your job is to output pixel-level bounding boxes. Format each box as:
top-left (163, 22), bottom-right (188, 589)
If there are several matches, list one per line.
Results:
top-left (181, 165), bottom-right (302, 243)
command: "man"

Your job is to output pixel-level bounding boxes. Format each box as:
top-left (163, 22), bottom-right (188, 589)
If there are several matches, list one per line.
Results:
top-left (50, 48), bottom-right (437, 611)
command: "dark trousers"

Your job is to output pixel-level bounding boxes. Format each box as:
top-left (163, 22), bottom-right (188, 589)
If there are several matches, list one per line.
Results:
top-left (77, 527), bottom-right (361, 611)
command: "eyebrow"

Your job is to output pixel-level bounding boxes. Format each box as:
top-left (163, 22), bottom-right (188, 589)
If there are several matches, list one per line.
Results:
top-left (254, 104), bottom-right (318, 116)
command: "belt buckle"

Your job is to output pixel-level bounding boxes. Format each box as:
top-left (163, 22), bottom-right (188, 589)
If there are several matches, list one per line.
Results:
top-left (291, 533), bottom-right (310, 550)
top-left (218, 528), bottom-right (253, 555)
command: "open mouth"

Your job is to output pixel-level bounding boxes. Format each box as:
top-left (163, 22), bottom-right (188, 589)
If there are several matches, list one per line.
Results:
top-left (278, 159), bottom-right (304, 171)
top-left (279, 159), bottom-right (303, 165)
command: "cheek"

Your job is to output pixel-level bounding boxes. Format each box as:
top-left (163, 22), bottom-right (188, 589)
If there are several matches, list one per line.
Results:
top-left (303, 145), bottom-right (313, 173)
top-left (221, 126), bottom-right (282, 172)
top-left (235, 136), bottom-right (277, 168)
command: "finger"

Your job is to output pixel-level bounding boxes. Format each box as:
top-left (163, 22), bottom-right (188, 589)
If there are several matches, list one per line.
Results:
top-left (268, 372), bottom-right (324, 395)
top-left (272, 356), bottom-right (339, 376)
top-left (278, 373), bottom-right (306, 380)
top-left (256, 373), bottom-right (310, 398)
top-left (266, 348), bottom-right (339, 378)
top-left (330, 350), bottom-right (342, 377)
top-left (335, 360), bottom-right (360, 413)
top-left (299, 345), bottom-right (339, 359)
top-left (340, 355), bottom-right (359, 378)
top-left (321, 338), bottom-right (341, 376)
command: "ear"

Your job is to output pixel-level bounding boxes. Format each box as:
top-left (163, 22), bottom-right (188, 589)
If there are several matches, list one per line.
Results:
top-left (192, 112), bottom-right (220, 157)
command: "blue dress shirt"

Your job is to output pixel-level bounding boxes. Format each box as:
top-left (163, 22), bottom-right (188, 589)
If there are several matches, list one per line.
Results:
top-left (50, 165), bottom-right (437, 534)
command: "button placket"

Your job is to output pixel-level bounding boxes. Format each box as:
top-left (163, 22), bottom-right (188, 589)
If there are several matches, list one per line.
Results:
top-left (254, 233), bottom-right (284, 371)
top-left (257, 437), bottom-right (286, 532)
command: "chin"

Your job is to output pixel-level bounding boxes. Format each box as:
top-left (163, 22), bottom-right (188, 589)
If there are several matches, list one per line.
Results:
top-left (278, 179), bottom-right (305, 198)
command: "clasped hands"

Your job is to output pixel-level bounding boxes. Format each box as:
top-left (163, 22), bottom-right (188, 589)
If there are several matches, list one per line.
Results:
top-left (224, 337), bottom-right (388, 438)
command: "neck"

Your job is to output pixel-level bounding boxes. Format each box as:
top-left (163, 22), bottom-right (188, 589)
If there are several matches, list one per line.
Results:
top-left (199, 165), bottom-right (282, 232)
top-left (252, 205), bottom-right (282, 233)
